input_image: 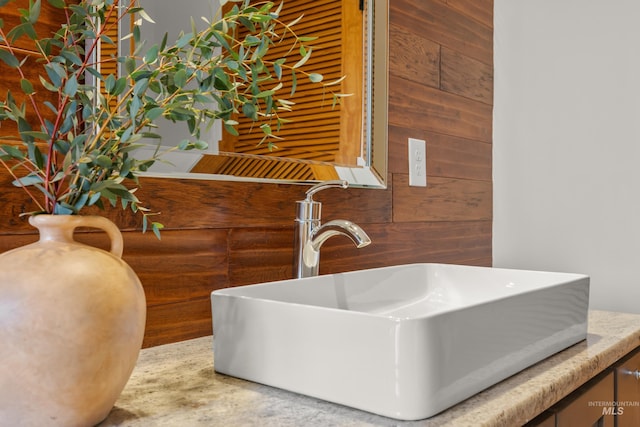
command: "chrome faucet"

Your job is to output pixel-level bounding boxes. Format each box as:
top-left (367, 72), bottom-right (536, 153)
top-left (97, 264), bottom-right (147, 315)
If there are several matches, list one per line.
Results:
top-left (293, 180), bottom-right (371, 278)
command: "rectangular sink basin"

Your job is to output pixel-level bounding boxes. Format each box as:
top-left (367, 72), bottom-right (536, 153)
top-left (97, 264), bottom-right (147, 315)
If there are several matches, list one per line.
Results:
top-left (211, 263), bottom-right (589, 420)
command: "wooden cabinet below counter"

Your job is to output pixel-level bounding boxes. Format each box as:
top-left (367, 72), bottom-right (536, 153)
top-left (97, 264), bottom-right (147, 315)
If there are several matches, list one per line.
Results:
top-left (554, 371), bottom-right (614, 427)
top-left (615, 348), bottom-right (640, 427)
top-left (528, 347), bottom-right (640, 427)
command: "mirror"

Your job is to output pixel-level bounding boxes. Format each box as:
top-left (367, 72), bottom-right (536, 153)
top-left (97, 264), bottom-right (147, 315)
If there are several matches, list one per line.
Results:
top-left (116, 0), bottom-right (387, 188)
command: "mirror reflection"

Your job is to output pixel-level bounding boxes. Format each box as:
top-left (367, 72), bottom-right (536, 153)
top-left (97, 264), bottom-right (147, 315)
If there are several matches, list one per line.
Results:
top-left (115, 0), bottom-right (387, 187)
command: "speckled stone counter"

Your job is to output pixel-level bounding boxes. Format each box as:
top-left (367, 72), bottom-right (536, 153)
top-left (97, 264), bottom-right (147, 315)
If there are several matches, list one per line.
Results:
top-left (99, 310), bottom-right (640, 426)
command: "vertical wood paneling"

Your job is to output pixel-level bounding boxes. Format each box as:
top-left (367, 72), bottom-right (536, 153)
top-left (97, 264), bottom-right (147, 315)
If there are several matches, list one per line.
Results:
top-left (0, 0), bottom-right (494, 347)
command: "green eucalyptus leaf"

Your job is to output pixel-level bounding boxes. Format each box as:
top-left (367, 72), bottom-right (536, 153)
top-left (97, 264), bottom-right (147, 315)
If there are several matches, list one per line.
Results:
top-left (242, 103), bottom-right (257, 120)
top-left (28, 0), bottom-right (41, 25)
top-left (38, 75), bottom-right (57, 91)
top-left (193, 94), bottom-right (211, 104)
top-left (27, 143), bottom-right (45, 169)
top-left (137, 8), bottom-right (156, 24)
top-left (223, 121), bottom-right (239, 136)
top-left (265, 95), bottom-right (273, 114)
top-left (128, 97), bottom-right (142, 123)
top-left (212, 31), bottom-right (231, 52)
top-left (42, 101), bottom-right (56, 114)
top-left (20, 78), bottom-right (35, 95)
top-left (293, 47), bottom-right (312, 69)
top-left (273, 62), bottom-right (282, 80)
top-left (1, 144), bottom-right (26, 160)
top-left (72, 192), bottom-right (89, 211)
top-left (119, 157), bottom-right (134, 177)
top-left (59, 49), bottom-right (83, 66)
top-left (177, 139), bottom-right (192, 150)
top-left (175, 32), bottom-right (193, 49)
top-left (112, 77), bottom-right (127, 96)
top-left (88, 192), bottom-right (101, 206)
top-left (159, 32), bottom-right (168, 51)
top-left (125, 56), bottom-right (136, 74)
top-left (133, 78), bottom-right (149, 96)
top-left (132, 23), bottom-right (141, 45)
top-left (120, 125), bottom-right (134, 143)
top-left (12, 174), bottom-right (43, 187)
top-left (151, 222), bottom-right (164, 240)
top-left (7, 22), bottom-right (38, 42)
top-left (20, 130), bottom-right (48, 141)
top-left (68, 4), bottom-right (88, 17)
top-left (63, 74), bottom-right (78, 96)
top-left (144, 45), bottom-right (159, 64)
top-left (148, 79), bottom-right (162, 94)
top-left (255, 89), bottom-right (274, 99)
top-left (252, 37), bottom-right (269, 62)
top-left (85, 66), bottom-right (102, 80)
top-left (213, 68), bottom-right (231, 91)
top-left (44, 62), bottom-right (64, 88)
top-left (260, 123), bottom-right (272, 135)
top-left (95, 155), bottom-right (113, 168)
top-left (193, 140), bottom-right (208, 150)
top-left (105, 74), bottom-right (116, 93)
top-left (53, 203), bottom-right (75, 215)
top-left (47, 0), bottom-right (66, 9)
top-left (174, 68), bottom-right (187, 88)
top-left (54, 138), bottom-right (70, 155)
top-left (145, 107), bottom-right (165, 121)
top-left (308, 73), bottom-right (323, 83)
top-left (244, 35), bottom-right (261, 47)
top-left (0, 49), bottom-right (19, 68)
top-left (17, 118), bottom-right (33, 141)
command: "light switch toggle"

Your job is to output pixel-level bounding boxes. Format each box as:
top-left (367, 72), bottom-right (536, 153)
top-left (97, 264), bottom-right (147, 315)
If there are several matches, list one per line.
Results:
top-left (408, 138), bottom-right (427, 187)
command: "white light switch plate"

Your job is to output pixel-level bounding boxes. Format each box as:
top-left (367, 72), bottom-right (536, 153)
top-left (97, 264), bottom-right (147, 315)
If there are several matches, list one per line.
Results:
top-left (408, 138), bottom-right (427, 187)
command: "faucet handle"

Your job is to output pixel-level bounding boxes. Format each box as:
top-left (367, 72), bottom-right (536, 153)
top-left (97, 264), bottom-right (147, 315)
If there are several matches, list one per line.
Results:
top-left (305, 180), bottom-right (348, 201)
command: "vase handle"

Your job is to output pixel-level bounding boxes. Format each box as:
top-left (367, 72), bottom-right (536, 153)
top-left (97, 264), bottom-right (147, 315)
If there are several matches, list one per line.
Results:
top-left (76, 216), bottom-right (124, 258)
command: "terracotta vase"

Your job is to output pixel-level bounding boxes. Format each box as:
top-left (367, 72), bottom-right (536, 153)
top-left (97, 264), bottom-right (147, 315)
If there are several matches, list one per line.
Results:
top-left (0, 215), bottom-right (146, 427)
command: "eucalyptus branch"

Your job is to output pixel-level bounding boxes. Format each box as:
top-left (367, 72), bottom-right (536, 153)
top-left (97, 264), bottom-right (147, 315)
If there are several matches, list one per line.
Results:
top-left (0, 156), bottom-right (46, 212)
top-left (0, 0), bottom-right (337, 236)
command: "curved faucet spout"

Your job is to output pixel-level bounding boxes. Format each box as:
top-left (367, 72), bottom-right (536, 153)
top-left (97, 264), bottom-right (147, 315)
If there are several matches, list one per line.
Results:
top-left (301, 220), bottom-right (371, 277)
top-left (310, 219), bottom-right (371, 251)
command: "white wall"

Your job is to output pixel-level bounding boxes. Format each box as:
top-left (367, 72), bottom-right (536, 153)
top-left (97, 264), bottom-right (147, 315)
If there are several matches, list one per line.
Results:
top-left (493, 0), bottom-right (640, 313)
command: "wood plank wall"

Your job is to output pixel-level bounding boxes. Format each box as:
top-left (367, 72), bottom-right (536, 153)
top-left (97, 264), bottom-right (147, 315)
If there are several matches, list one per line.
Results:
top-left (0, 0), bottom-right (493, 347)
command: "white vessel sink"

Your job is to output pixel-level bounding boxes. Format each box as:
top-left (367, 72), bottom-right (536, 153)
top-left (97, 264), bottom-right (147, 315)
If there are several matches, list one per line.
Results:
top-left (211, 263), bottom-right (589, 420)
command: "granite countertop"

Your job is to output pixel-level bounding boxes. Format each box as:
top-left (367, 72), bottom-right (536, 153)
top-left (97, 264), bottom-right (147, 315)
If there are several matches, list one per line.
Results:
top-left (99, 310), bottom-right (640, 426)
